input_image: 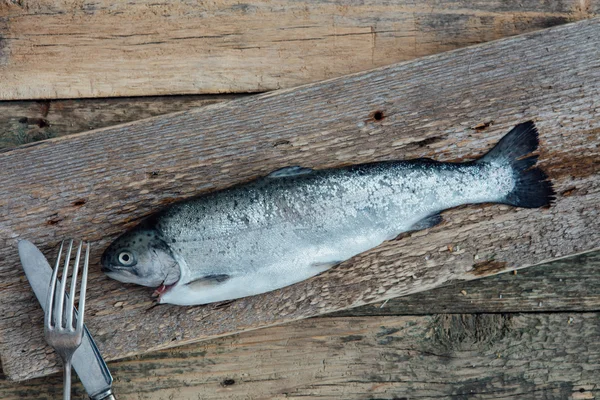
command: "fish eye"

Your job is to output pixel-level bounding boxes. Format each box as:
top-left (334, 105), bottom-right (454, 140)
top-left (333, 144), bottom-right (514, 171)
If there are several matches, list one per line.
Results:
top-left (118, 251), bottom-right (135, 266)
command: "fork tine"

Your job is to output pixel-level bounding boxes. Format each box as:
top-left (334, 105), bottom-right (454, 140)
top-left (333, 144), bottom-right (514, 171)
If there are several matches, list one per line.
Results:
top-left (45, 240), bottom-right (64, 330)
top-left (56, 239), bottom-right (73, 329)
top-left (44, 240), bottom-right (90, 400)
top-left (76, 242), bottom-right (90, 332)
top-left (65, 241), bottom-right (83, 330)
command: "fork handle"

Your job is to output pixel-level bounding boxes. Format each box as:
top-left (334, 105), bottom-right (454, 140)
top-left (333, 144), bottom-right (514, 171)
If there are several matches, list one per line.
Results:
top-left (63, 358), bottom-right (72, 400)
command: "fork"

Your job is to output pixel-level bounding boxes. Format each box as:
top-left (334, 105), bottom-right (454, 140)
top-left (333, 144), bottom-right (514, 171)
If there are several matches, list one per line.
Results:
top-left (45, 239), bottom-right (90, 400)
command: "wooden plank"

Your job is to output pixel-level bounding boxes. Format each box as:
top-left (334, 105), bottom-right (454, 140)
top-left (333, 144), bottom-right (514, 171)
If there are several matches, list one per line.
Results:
top-left (6, 251), bottom-right (599, 398)
top-left (332, 251), bottom-right (600, 316)
top-left (0, 95), bottom-right (241, 150)
top-left (0, 19), bottom-right (599, 381)
top-left (1, 313), bottom-right (598, 399)
top-left (0, 0), bottom-right (596, 99)
top-left (3, 106), bottom-right (599, 318)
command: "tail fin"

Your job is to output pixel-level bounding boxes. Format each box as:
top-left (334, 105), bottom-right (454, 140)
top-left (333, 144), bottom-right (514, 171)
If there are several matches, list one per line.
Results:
top-left (477, 121), bottom-right (555, 208)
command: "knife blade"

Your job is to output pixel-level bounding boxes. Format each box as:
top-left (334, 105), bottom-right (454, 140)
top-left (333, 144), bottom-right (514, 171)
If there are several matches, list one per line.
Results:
top-left (18, 240), bottom-right (116, 400)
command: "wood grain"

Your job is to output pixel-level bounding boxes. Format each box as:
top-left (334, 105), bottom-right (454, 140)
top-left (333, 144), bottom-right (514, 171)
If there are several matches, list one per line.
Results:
top-left (331, 250), bottom-right (600, 316)
top-left (1, 312), bottom-right (598, 399)
top-left (1, 19), bottom-right (599, 381)
top-left (0, 95), bottom-right (241, 150)
top-left (0, 0), bottom-right (596, 99)
top-left (3, 242), bottom-right (599, 398)
top-left (2, 253), bottom-right (599, 398)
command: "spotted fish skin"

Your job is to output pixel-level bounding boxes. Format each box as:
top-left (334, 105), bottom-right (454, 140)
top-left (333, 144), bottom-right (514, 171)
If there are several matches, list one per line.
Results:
top-left (101, 121), bottom-right (554, 305)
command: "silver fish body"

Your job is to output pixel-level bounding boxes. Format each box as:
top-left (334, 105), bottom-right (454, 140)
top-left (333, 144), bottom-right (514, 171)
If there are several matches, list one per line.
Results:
top-left (101, 121), bottom-right (554, 305)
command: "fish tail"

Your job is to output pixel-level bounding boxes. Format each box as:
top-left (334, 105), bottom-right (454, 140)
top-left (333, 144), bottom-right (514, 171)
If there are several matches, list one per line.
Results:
top-left (477, 121), bottom-right (555, 208)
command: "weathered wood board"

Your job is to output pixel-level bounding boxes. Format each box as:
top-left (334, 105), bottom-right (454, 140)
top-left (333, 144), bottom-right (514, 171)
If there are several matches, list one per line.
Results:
top-left (0, 95), bottom-right (241, 150)
top-left (2, 312), bottom-right (599, 399)
top-left (1, 19), bottom-right (599, 381)
top-left (2, 252), bottom-right (600, 398)
top-left (0, 0), bottom-right (597, 99)
top-left (332, 250), bottom-right (600, 316)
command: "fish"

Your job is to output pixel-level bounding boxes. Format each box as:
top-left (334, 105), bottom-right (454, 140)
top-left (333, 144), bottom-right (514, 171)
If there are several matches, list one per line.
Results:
top-left (101, 121), bottom-right (555, 306)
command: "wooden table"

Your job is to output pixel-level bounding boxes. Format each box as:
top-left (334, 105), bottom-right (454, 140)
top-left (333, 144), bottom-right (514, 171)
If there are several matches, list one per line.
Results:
top-left (1, 253), bottom-right (599, 399)
top-left (1, 1), bottom-right (599, 398)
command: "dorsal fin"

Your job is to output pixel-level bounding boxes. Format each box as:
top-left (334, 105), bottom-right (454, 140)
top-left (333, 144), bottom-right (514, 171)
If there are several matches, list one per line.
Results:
top-left (412, 157), bottom-right (439, 164)
top-left (267, 166), bottom-right (313, 178)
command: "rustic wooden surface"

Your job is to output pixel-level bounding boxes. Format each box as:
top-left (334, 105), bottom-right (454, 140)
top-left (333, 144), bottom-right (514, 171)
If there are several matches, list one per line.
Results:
top-left (332, 250), bottom-right (600, 316)
top-left (1, 252), bottom-right (599, 399)
top-left (0, 95), bottom-right (241, 150)
top-left (1, 19), bottom-right (599, 381)
top-left (0, 0), bottom-right (597, 99)
top-left (1, 312), bottom-right (598, 399)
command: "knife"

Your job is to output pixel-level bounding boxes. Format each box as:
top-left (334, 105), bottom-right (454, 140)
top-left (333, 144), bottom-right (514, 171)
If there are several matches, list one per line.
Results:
top-left (18, 240), bottom-right (116, 400)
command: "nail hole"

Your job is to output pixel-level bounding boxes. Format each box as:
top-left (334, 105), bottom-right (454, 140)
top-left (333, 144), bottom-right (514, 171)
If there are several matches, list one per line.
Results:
top-left (18, 117), bottom-right (50, 128)
top-left (72, 199), bottom-right (86, 206)
top-left (580, 388), bottom-right (586, 393)
top-left (373, 111), bottom-right (384, 121)
top-left (221, 379), bottom-right (235, 386)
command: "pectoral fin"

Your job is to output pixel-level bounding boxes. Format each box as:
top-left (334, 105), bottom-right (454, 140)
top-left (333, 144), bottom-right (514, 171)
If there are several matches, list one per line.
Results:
top-left (185, 274), bottom-right (231, 290)
top-left (310, 261), bottom-right (342, 271)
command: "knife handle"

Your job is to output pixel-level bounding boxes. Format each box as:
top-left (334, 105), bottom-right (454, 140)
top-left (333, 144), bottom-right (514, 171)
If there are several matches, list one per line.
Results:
top-left (91, 390), bottom-right (116, 400)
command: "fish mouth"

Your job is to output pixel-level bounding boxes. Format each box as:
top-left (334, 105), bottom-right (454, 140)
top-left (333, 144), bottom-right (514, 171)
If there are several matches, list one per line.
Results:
top-left (103, 269), bottom-right (135, 283)
top-left (102, 264), bottom-right (133, 273)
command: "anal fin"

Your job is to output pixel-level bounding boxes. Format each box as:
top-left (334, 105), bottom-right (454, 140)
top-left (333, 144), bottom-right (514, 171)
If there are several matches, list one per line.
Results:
top-left (267, 166), bottom-right (313, 178)
top-left (410, 213), bottom-right (443, 231)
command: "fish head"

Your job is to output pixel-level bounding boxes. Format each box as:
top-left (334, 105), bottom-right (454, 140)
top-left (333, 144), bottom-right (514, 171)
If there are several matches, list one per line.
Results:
top-left (101, 227), bottom-right (180, 288)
